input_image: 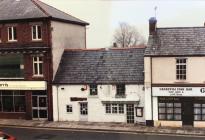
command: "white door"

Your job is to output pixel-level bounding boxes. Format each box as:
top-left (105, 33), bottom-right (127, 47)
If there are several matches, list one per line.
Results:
top-left (79, 102), bottom-right (88, 121)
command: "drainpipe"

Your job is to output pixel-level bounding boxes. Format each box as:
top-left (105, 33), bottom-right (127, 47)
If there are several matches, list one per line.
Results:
top-left (151, 57), bottom-right (154, 126)
top-left (56, 85), bottom-right (60, 122)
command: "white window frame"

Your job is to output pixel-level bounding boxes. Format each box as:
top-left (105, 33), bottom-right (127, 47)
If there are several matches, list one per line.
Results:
top-left (33, 56), bottom-right (43, 77)
top-left (176, 58), bottom-right (187, 80)
top-left (66, 105), bottom-right (73, 113)
top-left (32, 25), bottom-right (42, 41)
top-left (8, 26), bottom-right (17, 42)
top-left (105, 104), bottom-right (124, 114)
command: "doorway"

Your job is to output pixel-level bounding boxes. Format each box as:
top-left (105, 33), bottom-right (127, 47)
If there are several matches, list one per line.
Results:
top-left (126, 104), bottom-right (135, 123)
top-left (32, 95), bottom-right (48, 120)
top-left (79, 102), bottom-right (88, 121)
top-left (182, 98), bottom-right (193, 126)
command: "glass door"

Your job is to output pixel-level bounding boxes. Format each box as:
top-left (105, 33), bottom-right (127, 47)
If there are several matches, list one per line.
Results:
top-left (32, 95), bottom-right (48, 120)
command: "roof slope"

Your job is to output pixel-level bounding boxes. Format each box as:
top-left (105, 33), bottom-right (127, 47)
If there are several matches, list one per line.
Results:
top-left (145, 27), bottom-right (205, 56)
top-left (0, 0), bottom-right (88, 25)
top-left (54, 48), bottom-right (145, 84)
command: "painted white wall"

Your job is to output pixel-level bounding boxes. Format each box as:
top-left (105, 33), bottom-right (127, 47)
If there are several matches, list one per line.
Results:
top-left (144, 57), bottom-right (152, 121)
top-left (51, 21), bottom-right (86, 78)
top-left (52, 84), bottom-right (145, 123)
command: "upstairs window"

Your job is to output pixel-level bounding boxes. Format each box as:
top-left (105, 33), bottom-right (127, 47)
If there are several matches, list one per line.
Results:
top-left (8, 26), bottom-right (17, 41)
top-left (90, 84), bottom-right (98, 95)
top-left (176, 58), bottom-right (187, 80)
top-left (116, 84), bottom-right (125, 97)
top-left (33, 56), bottom-right (43, 76)
top-left (32, 25), bottom-right (42, 40)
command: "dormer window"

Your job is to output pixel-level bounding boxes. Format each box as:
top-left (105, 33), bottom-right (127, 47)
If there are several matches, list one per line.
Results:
top-left (8, 26), bottom-right (17, 42)
top-left (32, 25), bottom-right (42, 41)
top-left (116, 84), bottom-right (125, 98)
top-left (176, 58), bottom-right (187, 80)
top-left (90, 84), bottom-right (98, 96)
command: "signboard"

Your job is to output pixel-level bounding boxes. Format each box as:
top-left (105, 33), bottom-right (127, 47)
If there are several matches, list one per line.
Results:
top-left (0, 81), bottom-right (47, 90)
top-left (153, 87), bottom-right (205, 97)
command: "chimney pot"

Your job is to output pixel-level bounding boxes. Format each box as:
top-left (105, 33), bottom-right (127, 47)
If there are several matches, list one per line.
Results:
top-left (149, 17), bottom-right (157, 35)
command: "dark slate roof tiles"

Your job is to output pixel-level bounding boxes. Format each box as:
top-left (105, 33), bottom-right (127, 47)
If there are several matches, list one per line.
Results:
top-left (0, 0), bottom-right (88, 25)
top-left (145, 27), bottom-right (205, 56)
top-left (54, 48), bottom-right (145, 84)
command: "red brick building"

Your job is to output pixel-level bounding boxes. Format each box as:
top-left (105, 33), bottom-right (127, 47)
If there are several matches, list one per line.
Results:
top-left (0, 0), bottom-right (88, 120)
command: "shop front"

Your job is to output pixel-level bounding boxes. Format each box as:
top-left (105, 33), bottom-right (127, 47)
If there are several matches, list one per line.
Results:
top-left (152, 87), bottom-right (205, 127)
top-left (0, 81), bottom-right (47, 120)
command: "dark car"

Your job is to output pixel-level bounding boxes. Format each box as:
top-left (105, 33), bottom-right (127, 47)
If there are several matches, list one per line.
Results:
top-left (0, 131), bottom-right (16, 140)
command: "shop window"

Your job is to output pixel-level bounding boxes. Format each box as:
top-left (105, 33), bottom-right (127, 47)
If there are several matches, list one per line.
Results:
top-left (32, 25), bottom-right (42, 40)
top-left (176, 58), bottom-right (186, 80)
top-left (118, 104), bottom-right (124, 114)
top-left (33, 56), bottom-right (43, 76)
top-left (66, 105), bottom-right (72, 113)
top-left (8, 26), bottom-right (17, 41)
top-left (116, 84), bottom-right (125, 98)
top-left (112, 104), bottom-right (118, 114)
top-left (194, 103), bottom-right (205, 121)
top-left (158, 98), bottom-right (181, 121)
top-left (89, 84), bottom-right (97, 95)
top-left (105, 104), bottom-right (125, 114)
top-left (105, 104), bottom-right (111, 113)
top-left (0, 91), bottom-right (25, 112)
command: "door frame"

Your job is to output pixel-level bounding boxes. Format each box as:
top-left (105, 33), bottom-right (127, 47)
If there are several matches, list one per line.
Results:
top-left (79, 102), bottom-right (88, 121)
top-left (126, 104), bottom-right (135, 123)
top-left (182, 98), bottom-right (193, 126)
top-left (32, 95), bottom-right (48, 120)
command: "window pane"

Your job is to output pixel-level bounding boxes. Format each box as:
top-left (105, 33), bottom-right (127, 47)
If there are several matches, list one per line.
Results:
top-left (167, 108), bottom-right (173, 113)
top-left (39, 63), bottom-right (43, 75)
top-left (194, 115), bottom-right (201, 121)
top-left (174, 115), bottom-right (181, 120)
top-left (118, 104), bottom-right (124, 114)
top-left (37, 26), bottom-right (42, 39)
top-left (158, 103), bottom-right (165, 107)
top-left (34, 63), bottom-right (38, 75)
top-left (166, 103), bottom-right (173, 107)
top-left (112, 104), bottom-right (118, 113)
top-left (159, 114), bottom-right (166, 120)
top-left (174, 103), bottom-right (181, 107)
top-left (90, 84), bottom-right (97, 95)
top-left (105, 104), bottom-right (111, 113)
top-left (2, 96), bottom-right (14, 112)
top-left (39, 57), bottom-right (43, 61)
top-left (14, 96), bottom-right (26, 112)
top-left (194, 108), bottom-right (201, 114)
top-left (202, 108), bottom-right (205, 114)
top-left (202, 115), bottom-right (205, 121)
top-left (159, 108), bottom-right (166, 113)
top-left (174, 108), bottom-right (181, 114)
top-left (167, 114), bottom-right (174, 120)
top-left (8, 27), bottom-right (12, 40)
top-left (33, 26), bottom-right (36, 39)
top-left (13, 27), bottom-right (17, 40)
top-left (66, 105), bottom-right (72, 113)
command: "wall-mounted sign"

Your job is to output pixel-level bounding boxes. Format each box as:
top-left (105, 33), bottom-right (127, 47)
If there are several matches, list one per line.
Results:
top-left (0, 81), bottom-right (47, 90)
top-left (153, 87), bottom-right (205, 97)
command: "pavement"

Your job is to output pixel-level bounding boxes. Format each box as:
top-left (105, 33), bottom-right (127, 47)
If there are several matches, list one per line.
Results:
top-left (0, 119), bottom-right (205, 137)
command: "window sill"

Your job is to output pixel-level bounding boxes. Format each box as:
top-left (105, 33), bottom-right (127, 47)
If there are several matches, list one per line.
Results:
top-left (32, 75), bottom-right (44, 78)
top-left (8, 40), bottom-right (17, 43)
top-left (88, 95), bottom-right (98, 98)
top-left (115, 95), bottom-right (126, 98)
top-left (32, 39), bottom-right (42, 42)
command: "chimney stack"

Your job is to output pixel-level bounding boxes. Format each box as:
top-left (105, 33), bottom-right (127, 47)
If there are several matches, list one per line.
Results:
top-left (149, 17), bottom-right (157, 35)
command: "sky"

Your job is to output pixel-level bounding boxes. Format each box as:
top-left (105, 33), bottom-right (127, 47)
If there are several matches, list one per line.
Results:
top-left (41, 0), bottom-right (205, 48)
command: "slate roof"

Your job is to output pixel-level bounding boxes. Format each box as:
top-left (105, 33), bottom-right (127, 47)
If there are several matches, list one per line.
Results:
top-left (0, 0), bottom-right (88, 25)
top-left (145, 27), bottom-right (205, 56)
top-left (53, 48), bottom-right (145, 84)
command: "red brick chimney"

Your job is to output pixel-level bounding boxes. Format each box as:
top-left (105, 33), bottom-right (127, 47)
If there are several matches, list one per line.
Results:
top-left (149, 17), bottom-right (157, 35)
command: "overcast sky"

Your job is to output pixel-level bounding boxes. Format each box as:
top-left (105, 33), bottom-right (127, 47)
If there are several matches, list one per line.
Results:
top-left (41, 0), bottom-right (205, 48)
